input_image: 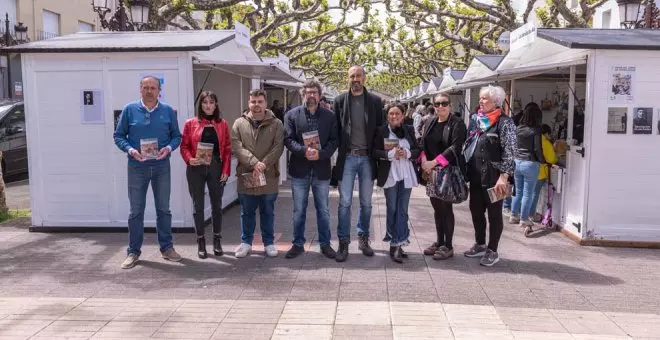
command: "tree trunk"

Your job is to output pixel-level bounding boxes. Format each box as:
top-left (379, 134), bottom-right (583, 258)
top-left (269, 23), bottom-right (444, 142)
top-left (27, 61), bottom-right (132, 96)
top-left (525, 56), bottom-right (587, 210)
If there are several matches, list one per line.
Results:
top-left (0, 151), bottom-right (8, 214)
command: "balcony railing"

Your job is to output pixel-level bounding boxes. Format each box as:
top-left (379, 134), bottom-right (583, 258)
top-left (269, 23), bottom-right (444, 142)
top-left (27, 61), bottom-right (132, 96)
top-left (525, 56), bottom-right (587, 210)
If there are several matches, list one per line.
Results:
top-left (35, 30), bottom-right (59, 41)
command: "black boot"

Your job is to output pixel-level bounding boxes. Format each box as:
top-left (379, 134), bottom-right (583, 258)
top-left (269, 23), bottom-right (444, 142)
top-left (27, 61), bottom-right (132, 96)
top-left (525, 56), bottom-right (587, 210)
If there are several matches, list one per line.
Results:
top-left (197, 236), bottom-right (207, 259)
top-left (213, 235), bottom-right (223, 256)
top-left (390, 246), bottom-right (404, 263)
top-left (335, 239), bottom-right (349, 263)
top-left (358, 235), bottom-right (374, 257)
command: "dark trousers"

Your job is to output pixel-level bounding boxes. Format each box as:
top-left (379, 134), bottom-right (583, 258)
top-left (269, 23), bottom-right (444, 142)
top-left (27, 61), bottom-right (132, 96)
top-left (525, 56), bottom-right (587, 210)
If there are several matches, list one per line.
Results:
top-left (186, 157), bottom-right (225, 237)
top-left (430, 198), bottom-right (455, 250)
top-left (468, 175), bottom-right (504, 252)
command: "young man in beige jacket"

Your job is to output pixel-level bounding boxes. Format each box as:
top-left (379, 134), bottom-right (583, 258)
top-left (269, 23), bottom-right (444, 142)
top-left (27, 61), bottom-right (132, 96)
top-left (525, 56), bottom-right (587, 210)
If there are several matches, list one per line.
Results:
top-left (231, 89), bottom-right (285, 258)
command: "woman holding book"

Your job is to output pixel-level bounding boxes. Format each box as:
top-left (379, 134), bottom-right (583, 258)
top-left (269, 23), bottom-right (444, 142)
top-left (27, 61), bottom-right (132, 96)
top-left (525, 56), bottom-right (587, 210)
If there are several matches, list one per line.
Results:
top-left (181, 91), bottom-right (232, 259)
top-left (419, 93), bottom-right (467, 261)
top-left (372, 103), bottom-right (421, 263)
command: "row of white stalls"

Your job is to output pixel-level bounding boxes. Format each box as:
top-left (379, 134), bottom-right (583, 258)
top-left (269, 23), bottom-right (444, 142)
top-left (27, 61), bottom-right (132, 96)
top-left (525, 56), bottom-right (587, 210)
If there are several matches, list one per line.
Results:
top-left (415, 25), bottom-right (660, 246)
top-left (398, 69), bottom-right (470, 119)
top-left (1, 27), bottom-right (305, 231)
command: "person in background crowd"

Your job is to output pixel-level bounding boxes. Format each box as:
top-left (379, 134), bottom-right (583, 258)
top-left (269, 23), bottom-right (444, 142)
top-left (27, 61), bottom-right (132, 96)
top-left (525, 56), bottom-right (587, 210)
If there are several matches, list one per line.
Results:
top-left (529, 124), bottom-right (557, 227)
top-left (412, 104), bottom-right (426, 140)
top-left (270, 100), bottom-right (285, 122)
top-left (419, 93), bottom-right (467, 261)
top-left (463, 85), bottom-right (516, 267)
top-left (231, 89), bottom-right (284, 258)
top-left (113, 76), bottom-right (183, 269)
top-left (283, 80), bottom-right (339, 259)
top-left (180, 91), bottom-right (231, 259)
top-left (320, 96), bottom-right (333, 111)
top-left (503, 102), bottom-right (534, 215)
top-left (509, 103), bottom-right (545, 236)
top-left (403, 105), bottom-right (414, 127)
top-left (332, 65), bottom-right (383, 262)
top-left (372, 103), bottom-right (420, 263)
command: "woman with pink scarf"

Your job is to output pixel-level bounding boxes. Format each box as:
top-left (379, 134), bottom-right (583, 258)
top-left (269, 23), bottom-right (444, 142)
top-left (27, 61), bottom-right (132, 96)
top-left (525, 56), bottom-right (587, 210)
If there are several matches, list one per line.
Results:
top-left (462, 85), bottom-right (517, 267)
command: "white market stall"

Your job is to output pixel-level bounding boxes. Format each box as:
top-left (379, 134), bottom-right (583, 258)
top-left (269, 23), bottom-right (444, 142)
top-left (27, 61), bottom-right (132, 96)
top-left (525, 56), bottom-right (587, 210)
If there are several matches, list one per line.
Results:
top-left (4, 28), bottom-right (301, 231)
top-left (457, 26), bottom-right (660, 246)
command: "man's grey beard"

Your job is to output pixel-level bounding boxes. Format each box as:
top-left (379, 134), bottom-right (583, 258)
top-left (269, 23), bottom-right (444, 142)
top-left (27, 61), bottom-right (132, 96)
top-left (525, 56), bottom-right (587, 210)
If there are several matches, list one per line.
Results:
top-left (351, 83), bottom-right (363, 92)
top-left (305, 99), bottom-right (317, 107)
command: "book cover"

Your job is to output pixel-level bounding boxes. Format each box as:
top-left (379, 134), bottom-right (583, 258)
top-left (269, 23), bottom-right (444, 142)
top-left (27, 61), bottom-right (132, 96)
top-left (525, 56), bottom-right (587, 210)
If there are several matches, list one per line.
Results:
top-left (196, 142), bottom-right (213, 165)
top-left (242, 172), bottom-right (267, 188)
top-left (140, 138), bottom-right (158, 160)
top-left (384, 138), bottom-right (399, 151)
top-left (302, 130), bottom-right (321, 150)
top-left (487, 184), bottom-right (513, 203)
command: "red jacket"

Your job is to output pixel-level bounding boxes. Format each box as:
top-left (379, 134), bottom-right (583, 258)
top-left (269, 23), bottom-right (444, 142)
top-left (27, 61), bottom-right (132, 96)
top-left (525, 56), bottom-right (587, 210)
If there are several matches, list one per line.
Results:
top-left (181, 117), bottom-right (231, 176)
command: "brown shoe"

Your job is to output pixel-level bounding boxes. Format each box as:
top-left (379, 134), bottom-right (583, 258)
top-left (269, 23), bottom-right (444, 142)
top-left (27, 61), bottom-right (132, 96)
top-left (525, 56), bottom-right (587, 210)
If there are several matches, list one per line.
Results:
top-left (424, 242), bottom-right (440, 256)
top-left (433, 246), bottom-right (454, 260)
top-left (161, 248), bottom-right (183, 262)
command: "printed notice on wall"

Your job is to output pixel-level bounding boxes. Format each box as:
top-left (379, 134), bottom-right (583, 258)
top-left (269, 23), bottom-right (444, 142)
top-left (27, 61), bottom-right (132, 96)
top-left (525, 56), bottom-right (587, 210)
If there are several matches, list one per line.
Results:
top-left (632, 107), bottom-right (653, 134)
top-left (81, 89), bottom-right (104, 124)
top-left (607, 107), bottom-right (627, 134)
top-left (608, 66), bottom-right (635, 104)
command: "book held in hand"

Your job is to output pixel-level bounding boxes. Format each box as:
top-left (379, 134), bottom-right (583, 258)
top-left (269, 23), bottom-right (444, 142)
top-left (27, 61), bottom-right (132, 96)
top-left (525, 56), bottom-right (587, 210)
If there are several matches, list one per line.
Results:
top-left (384, 138), bottom-right (399, 151)
top-left (196, 142), bottom-right (213, 165)
top-left (487, 184), bottom-right (513, 203)
top-left (302, 130), bottom-right (321, 150)
top-left (140, 138), bottom-right (158, 160)
top-left (242, 172), bottom-right (267, 188)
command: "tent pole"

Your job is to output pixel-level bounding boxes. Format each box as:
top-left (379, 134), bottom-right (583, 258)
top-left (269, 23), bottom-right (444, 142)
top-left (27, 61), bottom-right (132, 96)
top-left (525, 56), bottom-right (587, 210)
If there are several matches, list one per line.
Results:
top-left (567, 66), bottom-right (576, 141)
top-left (509, 79), bottom-right (516, 116)
top-left (240, 77), bottom-right (244, 112)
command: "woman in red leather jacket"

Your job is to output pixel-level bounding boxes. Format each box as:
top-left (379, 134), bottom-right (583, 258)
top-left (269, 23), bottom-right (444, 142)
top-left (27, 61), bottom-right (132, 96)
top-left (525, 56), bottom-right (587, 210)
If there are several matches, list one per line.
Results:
top-left (181, 91), bottom-right (232, 259)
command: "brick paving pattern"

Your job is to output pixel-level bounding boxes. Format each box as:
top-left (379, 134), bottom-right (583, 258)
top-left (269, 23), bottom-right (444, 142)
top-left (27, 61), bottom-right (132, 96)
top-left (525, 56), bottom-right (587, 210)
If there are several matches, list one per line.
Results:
top-left (1, 185), bottom-right (659, 339)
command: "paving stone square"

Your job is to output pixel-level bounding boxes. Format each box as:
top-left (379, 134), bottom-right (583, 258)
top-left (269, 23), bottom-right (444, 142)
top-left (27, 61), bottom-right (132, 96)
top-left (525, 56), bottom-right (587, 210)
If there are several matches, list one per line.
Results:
top-left (1, 185), bottom-right (660, 339)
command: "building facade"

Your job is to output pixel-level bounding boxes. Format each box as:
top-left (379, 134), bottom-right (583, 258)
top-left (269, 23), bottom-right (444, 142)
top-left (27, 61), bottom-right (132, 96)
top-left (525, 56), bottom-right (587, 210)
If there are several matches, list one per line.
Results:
top-left (2, 0), bottom-right (99, 98)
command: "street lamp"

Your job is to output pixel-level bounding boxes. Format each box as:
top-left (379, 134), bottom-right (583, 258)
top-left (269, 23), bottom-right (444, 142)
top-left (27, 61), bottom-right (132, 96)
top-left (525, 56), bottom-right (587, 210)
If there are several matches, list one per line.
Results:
top-left (2, 13), bottom-right (29, 99)
top-left (616, 0), bottom-right (645, 28)
top-left (92, 0), bottom-right (150, 31)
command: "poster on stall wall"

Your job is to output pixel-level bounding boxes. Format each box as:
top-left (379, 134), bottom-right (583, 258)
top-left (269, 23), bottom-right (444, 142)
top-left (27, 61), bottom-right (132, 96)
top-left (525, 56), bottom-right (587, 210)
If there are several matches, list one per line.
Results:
top-left (606, 107), bottom-right (627, 134)
top-left (608, 66), bottom-right (635, 104)
top-left (80, 89), bottom-right (104, 124)
top-left (632, 107), bottom-right (653, 134)
top-left (139, 73), bottom-right (165, 103)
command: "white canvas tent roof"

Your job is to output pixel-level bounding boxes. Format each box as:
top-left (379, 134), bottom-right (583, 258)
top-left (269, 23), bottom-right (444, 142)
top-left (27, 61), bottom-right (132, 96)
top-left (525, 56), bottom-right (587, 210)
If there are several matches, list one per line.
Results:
top-left (2, 30), bottom-right (300, 82)
top-left (455, 29), bottom-right (591, 89)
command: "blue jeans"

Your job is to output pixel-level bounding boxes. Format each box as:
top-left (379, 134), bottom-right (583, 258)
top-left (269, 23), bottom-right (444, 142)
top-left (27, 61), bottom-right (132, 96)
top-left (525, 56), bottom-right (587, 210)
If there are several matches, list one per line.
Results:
top-left (291, 170), bottom-right (331, 247)
top-left (383, 180), bottom-right (412, 246)
top-left (531, 178), bottom-right (547, 217)
top-left (337, 155), bottom-right (374, 241)
top-left (511, 160), bottom-right (540, 221)
top-left (127, 162), bottom-right (173, 256)
top-left (238, 193), bottom-right (278, 246)
top-left (503, 196), bottom-right (512, 210)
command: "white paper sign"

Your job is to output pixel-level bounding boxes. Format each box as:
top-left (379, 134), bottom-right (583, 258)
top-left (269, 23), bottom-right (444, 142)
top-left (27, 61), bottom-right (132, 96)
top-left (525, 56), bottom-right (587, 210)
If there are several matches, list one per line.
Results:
top-left (235, 22), bottom-right (251, 47)
top-left (510, 22), bottom-right (537, 51)
top-left (608, 66), bottom-right (635, 103)
top-left (81, 89), bottom-right (104, 124)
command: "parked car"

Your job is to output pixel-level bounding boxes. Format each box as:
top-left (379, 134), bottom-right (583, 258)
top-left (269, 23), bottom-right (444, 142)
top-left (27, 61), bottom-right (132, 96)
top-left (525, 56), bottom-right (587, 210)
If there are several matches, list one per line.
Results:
top-left (0, 100), bottom-right (27, 177)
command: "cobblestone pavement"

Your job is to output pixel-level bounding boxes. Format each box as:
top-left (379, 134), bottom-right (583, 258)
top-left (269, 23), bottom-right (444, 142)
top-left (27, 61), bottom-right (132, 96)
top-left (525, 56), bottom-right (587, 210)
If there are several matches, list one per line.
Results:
top-left (1, 184), bottom-right (659, 339)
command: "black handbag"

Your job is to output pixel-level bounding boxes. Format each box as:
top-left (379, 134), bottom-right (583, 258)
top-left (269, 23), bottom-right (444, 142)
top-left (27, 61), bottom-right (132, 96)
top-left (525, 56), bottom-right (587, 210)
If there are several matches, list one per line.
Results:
top-left (425, 148), bottom-right (469, 203)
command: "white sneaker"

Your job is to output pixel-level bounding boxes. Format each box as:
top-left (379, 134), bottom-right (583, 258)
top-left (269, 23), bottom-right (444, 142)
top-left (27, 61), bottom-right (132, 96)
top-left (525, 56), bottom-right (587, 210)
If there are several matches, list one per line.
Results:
top-left (235, 243), bottom-right (251, 258)
top-left (265, 245), bottom-right (278, 257)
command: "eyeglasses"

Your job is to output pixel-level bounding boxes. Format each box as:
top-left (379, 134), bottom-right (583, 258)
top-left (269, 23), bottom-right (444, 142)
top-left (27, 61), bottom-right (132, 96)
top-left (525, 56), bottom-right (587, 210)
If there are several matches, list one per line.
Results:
top-left (434, 101), bottom-right (450, 107)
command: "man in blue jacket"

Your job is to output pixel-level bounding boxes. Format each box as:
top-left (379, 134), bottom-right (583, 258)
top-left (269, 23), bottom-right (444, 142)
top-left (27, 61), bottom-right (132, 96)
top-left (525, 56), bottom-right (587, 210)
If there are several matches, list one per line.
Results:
top-left (113, 76), bottom-right (182, 269)
top-left (283, 80), bottom-right (339, 259)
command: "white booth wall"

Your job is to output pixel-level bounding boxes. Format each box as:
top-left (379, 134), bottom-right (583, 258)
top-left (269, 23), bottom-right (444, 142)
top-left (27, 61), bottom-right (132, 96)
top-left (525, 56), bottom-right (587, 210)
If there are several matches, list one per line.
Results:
top-left (24, 52), bottom-right (195, 228)
top-left (583, 50), bottom-right (660, 242)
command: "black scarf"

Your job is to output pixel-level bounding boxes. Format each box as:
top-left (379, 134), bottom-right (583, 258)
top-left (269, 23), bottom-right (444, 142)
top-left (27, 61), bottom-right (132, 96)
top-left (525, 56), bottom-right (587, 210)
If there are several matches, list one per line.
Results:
top-left (392, 125), bottom-right (405, 139)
